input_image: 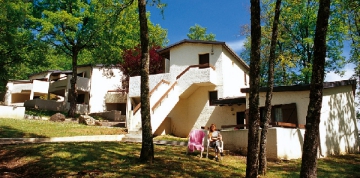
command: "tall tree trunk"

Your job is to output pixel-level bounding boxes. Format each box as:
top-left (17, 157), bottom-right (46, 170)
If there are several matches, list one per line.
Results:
top-left (258, 0), bottom-right (282, 175)
top-left (68, 50), bottom-right (78, 118)
top-left (138, 0), bottom-right (154, 163)
top-left (300, 0), bottom-right (331, 177)
top-left (246, 0), bottom-right (261, 177)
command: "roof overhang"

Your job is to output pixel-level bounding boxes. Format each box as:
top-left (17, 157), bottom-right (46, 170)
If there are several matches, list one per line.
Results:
top-left (212, 96), bottom-right (246, 106)
top-left (240, 80), bottom-right (357, 93)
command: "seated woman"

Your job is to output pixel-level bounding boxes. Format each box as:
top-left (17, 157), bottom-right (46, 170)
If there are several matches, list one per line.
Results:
top-left (208, 124), bottom-right (223, 161)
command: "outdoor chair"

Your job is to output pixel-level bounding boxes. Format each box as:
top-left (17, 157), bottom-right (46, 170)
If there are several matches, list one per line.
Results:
top-left (186, 129), bottom-right (206, 158)
top-left (206, 136), bottom-right (224, 160)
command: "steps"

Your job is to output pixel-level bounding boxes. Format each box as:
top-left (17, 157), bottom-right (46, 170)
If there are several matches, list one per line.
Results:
top-left (99, 121), bottom-right (125, 127)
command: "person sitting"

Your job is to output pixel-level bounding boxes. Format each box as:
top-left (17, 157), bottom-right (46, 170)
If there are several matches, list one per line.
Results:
top-left (208, 124), bottom-right (224, 161)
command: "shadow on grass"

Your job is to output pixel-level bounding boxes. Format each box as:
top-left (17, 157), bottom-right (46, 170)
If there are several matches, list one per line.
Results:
top-left (0, 142), bottom-right (246, 178)
top-left (265, 153), bottom-right (360, 178)
top-left (0, 126), bottom-right (47, 138)
top-left (317, 154), bottom-right (360, 178)
top-left (1, 141), bottom-right (359, 178)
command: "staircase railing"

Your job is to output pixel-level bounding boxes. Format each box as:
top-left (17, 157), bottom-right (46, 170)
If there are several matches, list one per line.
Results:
top-left (151, 81), bottom-right (178, 112)
top-left (133, 63), bottom-right (216, 115)
top-left (176, 63), bottom-right (215, 80)
top-left (133, 79), bottom-right (170, 115)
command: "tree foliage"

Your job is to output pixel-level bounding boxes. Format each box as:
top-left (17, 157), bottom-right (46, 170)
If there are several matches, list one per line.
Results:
top-left (90, 2), bottom-right (168, 65)
top-left (120, 45), bottom-right (164, 92)
top-left (240, 0), bottom-right (348, 86)
top-left (0, 0), bottom-right (48, 91)
top-left (345, 0), bottom-right (360, 111)
top-left (187, 24), bottom-right (216, 41)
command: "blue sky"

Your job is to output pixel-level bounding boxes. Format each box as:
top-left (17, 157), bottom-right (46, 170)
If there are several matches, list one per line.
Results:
top-left (148, 0), bottom-right (250, 53)
top-left (147, 1), bottom-right (354, 82)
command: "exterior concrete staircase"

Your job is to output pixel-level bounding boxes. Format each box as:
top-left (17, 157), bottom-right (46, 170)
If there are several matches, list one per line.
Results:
top-left (123, 132), bottom-right (142, 142)
top-left (129, 64), bottom-right (217, 133)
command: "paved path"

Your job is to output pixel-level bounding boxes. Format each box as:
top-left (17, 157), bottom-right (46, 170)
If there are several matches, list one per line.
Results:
top-left (0, 134), bottom-right (188, 146)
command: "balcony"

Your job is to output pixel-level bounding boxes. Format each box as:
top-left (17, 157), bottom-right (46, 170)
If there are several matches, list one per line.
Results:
top-left (11, 83), bottom-right (33, 94)
top-left (176, 65), bottom-right (217, 86)
top-left (32, 80), bottom-right (50, 94)
top-left (129, 73), bottom-right (171, 98)
top-left (105, 92), bottom-right (127, 103)
top-left (76, 76), bottom-right (91, 92)
top-left (49, 76), bottom-right (91, 95)
top-left (49, 77), bottom-right (68, 94)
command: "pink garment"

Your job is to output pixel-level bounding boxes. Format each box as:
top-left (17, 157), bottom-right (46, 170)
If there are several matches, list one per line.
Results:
top-left (187, 129), bottom-right (205, 152)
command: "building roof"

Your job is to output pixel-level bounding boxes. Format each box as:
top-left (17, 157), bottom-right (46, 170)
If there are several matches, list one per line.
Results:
top-left (7, 80), bottom-right (33, 84)
top-left (77, 64), bottom-right (118, 68)
top-left (240, 80), bottom-right (357, 93)
top-left (29, 64), bottom-right (117, 77)
top-left (28, 70), bottom-right (63, 78)
top-left (212, 96), bottom-right (246, 106)
top-left (215, 80), bottom-right (357, 106)
top-left (157, 39), bottom-right (250, 70)
top-left (50, 70), bottom-right (73, 75)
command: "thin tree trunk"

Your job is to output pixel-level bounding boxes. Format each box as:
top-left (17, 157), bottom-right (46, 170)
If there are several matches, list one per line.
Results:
top-left (258, 0), bottom-right (282, 175)
top-left (138, 0), bottom-right (154, 163)
top-left (300, 0), bottom-right (331, 177)
top-left (246, 0), bottom-right (261, 177)
top-left (68, 50), bottom-right (78, 118)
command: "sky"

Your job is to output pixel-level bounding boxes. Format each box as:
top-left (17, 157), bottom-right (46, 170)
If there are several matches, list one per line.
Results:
top-left (148, 0), bottom-right (250, 52)
top-left (147, 0), bottom-right (354, 82)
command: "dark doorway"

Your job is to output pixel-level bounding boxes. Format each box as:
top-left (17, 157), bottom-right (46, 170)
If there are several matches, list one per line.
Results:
top-left (236, 112), bottom-right (245, 129)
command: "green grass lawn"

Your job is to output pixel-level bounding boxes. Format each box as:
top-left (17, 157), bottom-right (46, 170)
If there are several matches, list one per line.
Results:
top-left (0, 142), bottom-right (359, 178)
top-left (0, 118), bottom-right (127, 138)
top-left (1, 118), bottom-right (359, 177)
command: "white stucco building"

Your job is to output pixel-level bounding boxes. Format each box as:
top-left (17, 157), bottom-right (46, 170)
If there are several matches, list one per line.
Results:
top-left (4, 70), bottom-right (57, 106)
top-left (21, 64), bottom-right (127, 121)
top-left (127, 39), bottom-right (250, 137)
top-left (220, 80), bottom-right (358, 160)
top-left (127, 39), bottom-right (358, 160)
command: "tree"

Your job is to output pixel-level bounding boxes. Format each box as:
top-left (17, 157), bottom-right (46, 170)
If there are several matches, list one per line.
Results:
top-left (187, 24), bottom-right (216, 41)
top-left (300, 0), bottom-right (331, 177)
top-left (31, 0), bottom-right (136, 117)
top-left (246, 0), bottom-right (261, 177)
top-left (345, 0), bottom-right (360, 111)
top-left (0, 0), bottom-right (44, 91)
top-left (120, 45), bottom-right (164, 92)
top-left (138, 0), bottom-right (153, 163)
top-left (240, 0), bottom-right (348, 86)
top-left (258, 0), bottom-right (282, 175)
top-left (90, 3), bottom-right (168, 65)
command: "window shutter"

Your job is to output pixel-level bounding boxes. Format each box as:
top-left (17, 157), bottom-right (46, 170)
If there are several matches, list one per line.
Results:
top-left (281, 103), bottom-right (298, 124)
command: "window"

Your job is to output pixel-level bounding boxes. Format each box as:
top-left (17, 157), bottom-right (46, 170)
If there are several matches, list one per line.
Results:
top-left (209, 91), bottom-right (218, 106)
top-left (77, 72), bottom-right (85, 77)
top-left (236, 112), bottom-right (245, 129)
top-left (199, 53), bottom-right (210, 68)
top-left (258, 103), bottom-right (298, 124)
top-left (77, 94), bottom-right (85, 104)
top-left (274, 107), bottom-right (283, 122)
